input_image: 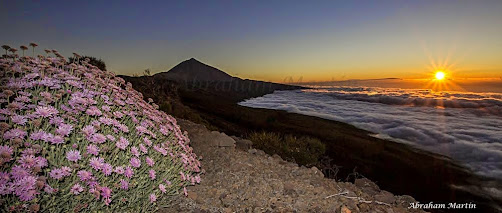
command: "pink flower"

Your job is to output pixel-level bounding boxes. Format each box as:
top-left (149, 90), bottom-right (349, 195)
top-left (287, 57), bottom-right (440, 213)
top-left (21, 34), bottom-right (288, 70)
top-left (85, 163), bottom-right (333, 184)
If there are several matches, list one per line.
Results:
top-left (131, 146), bottom-right (139, 157)
top-left (35, 156), bottom-right (48, 168)
top-left (101, 163), bottom-right (113, 176)
top-left (85, 106), bottom-right (102, 116)
top-left (19, 155), bottom-right (36, 168)
top-left (35, 105), bottom-right (58, 118)
top-left (183, 187), bottom-right (188, 197)
top-left (19, 189), bottom-right (38, 201)
top-left (3, 128), bottom-right (27, 140)
top-left (61, 166), bottom-right (72, 174)
top-left (11, 115), bottom-right (27, 125)
top-left (10, 166), bottom-right (29, 179)
top-left (77, 170), bottom-right (93, 181)
top-left (114, 166), bottom-right (124, 174)
top-left (71, 183), bottom-right (84, 195)
top-left (49, 135), bottom-right (64, 144)
top-left (89, 133), bottom-right (106, 144)
top-left (104, 197), bottom-right (111, 206)
top-left (86, 144), bottom-right (99, 156)
top-left (146, 157), bottom-right (155, 167)
top-left (143, 137), bottom-right (152, 146)
top-left (149, 193), bottom-right (156, 203)
top-left (130, 157), bottom-right (141, 168)
top-left (89, 157), bottom-right (104, 170)
top-left (113, 111), bottom-right (123, 118)
top-left (116, 137), bottom-right (129, 150)
top-left (55, 123), bottom-right (73, 136)
top-left (139, 144), bottom-right (148, 153)
top-left (149, 169), bottom-right (156, 180)
top-left (153, 145), bottom-right (167, 156)
top-left (81, 125), bottom-right (96, 137)
top-left (180, 171), bottom-right (186, 181)
top-left (49, 168), bottom-right (65, 180)
top-left (66, 150), bottom-right (81, 162)
top-left (124, 167), bottom-right (134, 178)
top-left (159, 184), bottom-right (166, 193)
top-left (0, 145), bottom-right (13, 158)
top-left (100, 186), bottom-right (112, 198)
top-left (119, 179), bottom-right (129, 190)
top-left (101, 105), bottom-right (111, 112)
top-left (44, 185), bottom-right (55, 194)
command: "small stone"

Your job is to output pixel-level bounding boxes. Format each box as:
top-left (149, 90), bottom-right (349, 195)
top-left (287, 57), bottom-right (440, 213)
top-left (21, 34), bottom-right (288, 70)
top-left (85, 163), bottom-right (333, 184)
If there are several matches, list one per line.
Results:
top-left (248, 149), bottom-right (257, 154)
top-left (283, 182), bottom-right (297, 197)
top-left (341, 206), bottom-right (351, 213)
top-left (219, 192), bottom-right (228, 199)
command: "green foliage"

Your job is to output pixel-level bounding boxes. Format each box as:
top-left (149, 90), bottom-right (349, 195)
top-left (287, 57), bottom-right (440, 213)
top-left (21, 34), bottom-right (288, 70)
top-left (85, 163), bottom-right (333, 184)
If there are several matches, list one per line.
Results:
top-left (249, 132), bottom-right (326, 166)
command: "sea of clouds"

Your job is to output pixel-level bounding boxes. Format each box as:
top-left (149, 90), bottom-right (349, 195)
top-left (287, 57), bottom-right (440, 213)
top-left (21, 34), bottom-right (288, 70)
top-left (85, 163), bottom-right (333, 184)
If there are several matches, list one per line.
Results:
top-left (239, 87), bottom-right (502, 179)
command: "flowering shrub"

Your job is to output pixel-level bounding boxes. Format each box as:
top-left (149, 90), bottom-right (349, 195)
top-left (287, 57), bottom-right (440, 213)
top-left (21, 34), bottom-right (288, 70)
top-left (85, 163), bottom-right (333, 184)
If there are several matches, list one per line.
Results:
top-left (0, 49), bottom-right (201, 212)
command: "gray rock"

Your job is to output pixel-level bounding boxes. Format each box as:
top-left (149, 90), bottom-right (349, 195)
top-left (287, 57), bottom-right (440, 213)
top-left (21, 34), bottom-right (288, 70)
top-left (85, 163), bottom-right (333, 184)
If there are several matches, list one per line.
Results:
top-left (248, 148), bottom-right (257, 154)
top-left (235, 139), bottom-right (253, 151)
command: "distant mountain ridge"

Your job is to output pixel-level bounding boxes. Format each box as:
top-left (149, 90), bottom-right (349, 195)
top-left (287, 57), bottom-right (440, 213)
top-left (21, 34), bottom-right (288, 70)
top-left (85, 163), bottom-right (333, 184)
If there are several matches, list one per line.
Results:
top-left (121, 58), bottom-right (304, 104)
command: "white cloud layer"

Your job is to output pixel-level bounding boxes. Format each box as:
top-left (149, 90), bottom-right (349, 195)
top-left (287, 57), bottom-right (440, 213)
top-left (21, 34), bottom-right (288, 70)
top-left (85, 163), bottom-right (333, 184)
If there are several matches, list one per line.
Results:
top-left (239, 87), bottom-right (502, 179)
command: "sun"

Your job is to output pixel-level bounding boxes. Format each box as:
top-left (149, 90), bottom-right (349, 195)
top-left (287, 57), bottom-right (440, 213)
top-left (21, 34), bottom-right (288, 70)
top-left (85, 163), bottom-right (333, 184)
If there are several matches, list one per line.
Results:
top-left (435, 71), bottom-right (445, 80)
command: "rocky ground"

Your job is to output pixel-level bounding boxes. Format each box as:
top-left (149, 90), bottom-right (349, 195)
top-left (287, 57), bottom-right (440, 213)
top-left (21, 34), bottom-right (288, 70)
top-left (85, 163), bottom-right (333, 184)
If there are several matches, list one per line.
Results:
top-left (160, 120), bottom-right (426, 213)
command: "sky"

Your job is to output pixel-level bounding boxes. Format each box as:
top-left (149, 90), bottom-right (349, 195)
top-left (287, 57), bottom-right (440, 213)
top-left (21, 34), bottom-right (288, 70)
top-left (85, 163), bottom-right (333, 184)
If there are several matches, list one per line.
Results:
top-left (1, 0), bottom-right (502, 83)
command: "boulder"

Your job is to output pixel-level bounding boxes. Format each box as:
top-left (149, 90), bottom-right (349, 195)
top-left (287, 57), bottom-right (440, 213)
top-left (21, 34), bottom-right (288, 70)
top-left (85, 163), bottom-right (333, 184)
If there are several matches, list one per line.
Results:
top-left (207, 131), bottom-right (235, 147)
top-left (355, 178), bottom-right (380, 196)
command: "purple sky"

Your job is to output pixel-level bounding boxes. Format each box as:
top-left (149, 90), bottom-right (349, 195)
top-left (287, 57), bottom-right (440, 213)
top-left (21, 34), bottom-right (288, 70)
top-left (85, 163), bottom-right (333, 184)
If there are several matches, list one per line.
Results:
top-left (1, 0), bottom-right (501, 82)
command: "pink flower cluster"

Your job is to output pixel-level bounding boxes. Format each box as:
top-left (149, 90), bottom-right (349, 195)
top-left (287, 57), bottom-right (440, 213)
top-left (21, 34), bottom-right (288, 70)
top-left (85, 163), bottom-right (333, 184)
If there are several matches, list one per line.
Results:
top-left (0, 48), bottom-right (201, 211)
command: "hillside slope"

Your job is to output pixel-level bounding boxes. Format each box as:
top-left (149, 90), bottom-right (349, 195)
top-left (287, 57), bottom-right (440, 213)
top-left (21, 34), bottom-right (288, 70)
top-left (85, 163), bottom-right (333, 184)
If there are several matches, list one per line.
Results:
top-left (163, 120), bottom-right (426, 213)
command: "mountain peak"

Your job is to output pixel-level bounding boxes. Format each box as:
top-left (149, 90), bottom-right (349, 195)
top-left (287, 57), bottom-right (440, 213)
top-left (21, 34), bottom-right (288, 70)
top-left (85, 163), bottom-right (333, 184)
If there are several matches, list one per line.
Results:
top-left (156, 58), bottom-right (234, 82)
